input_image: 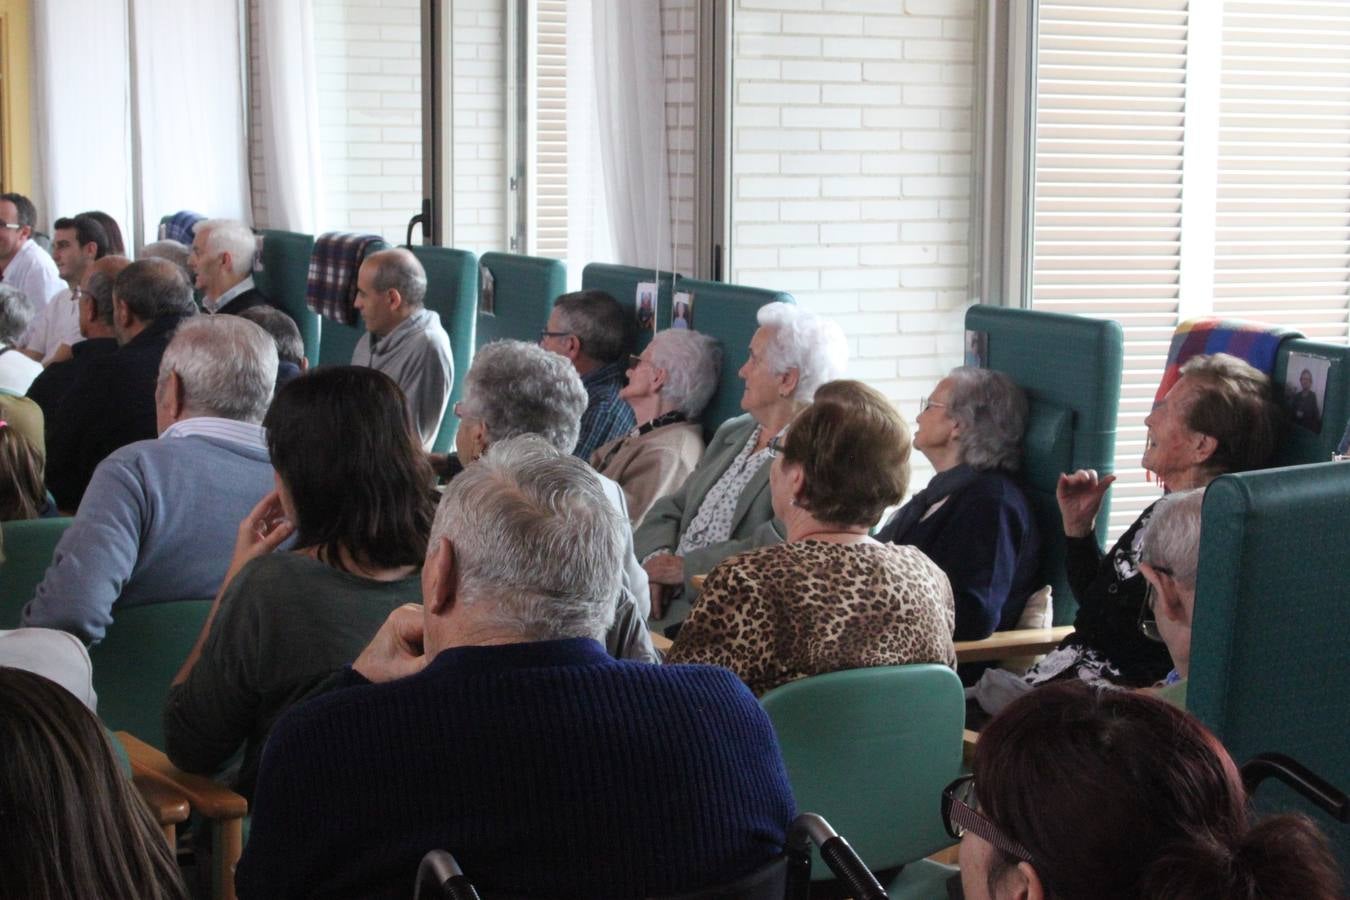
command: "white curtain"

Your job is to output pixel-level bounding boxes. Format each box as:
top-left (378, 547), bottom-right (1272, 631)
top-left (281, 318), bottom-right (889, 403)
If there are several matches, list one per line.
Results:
top-left (256, 0), bottom-right (325, 233)
top-left (31, 0), bottom-right (134, 236)
top-left (591, 0), bottom-right (672, 271)
top-left (130, 0), bottom-right (252, 245)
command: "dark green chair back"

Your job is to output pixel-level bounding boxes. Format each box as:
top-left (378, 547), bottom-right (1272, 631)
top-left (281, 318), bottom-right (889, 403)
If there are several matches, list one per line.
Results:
top-left (314, 238), bottom-right (391, 366)
top-left (663, 278), bottom-right (793, 440)
top-left (476, 252), bottom-right (566, 348)
top-left (579, 263), bottom-right (677, 355)
top-left (0, 517), bottom-right (74, 629)
top-left (90, 599), bottom-right (213, 750)
top-left (964, 305), bottom-right (1125, 625)
top-left (1190, 464), bottom-right (1350, 872)
top-left (254, 229), bottom-right (319, 364)
top-left (760, 665), bottom-right (964, 879)
top-left (409, 245), bottom-right (478, 453)
top-left (1272, 338), bottom-right (1350, 467)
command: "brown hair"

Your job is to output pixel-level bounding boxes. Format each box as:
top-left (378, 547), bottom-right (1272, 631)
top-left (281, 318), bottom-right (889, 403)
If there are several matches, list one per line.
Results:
top-left (1178, 353), bottom-right (1282, 477)
top-left (973, 682), bottom-right (1342, 900)
top-left (0, 424), bottom-right (46, 520)
top-left (781, 379), bottom-right (911, 527)
top-left (0, 667), bottom-right (187, 899)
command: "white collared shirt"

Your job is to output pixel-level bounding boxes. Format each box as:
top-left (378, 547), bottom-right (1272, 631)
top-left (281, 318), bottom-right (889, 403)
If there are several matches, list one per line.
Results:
top-left (160, 416), bottom-right (267, 451)
top-left (205, 274), bottom-right (257, 314)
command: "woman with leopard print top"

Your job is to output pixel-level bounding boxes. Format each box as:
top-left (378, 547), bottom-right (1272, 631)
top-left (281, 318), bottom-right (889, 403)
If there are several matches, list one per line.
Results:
top-left (668, 379), bottom-right (956, 696)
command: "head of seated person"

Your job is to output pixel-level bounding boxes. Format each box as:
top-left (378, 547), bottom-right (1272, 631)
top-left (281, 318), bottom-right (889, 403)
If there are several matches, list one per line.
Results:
top-left (455, 339), bottom-right (587, 462)
top-left (76, 256), bottom-right (130, 341)
top-left (742, 300), bottom-right (849, 435)
top-left (139, 239), bottom-right (192, 285)
top-left (354, 247), bottom-right (428, 339)
top-left (0, 284), bottom-right (35, 351)
top-left (621, 328), bottom-right (721, 427)
top-left (0, 666), bottom-right (187, 899)
top-left (918, 367), bottom-right (1027, 475)
top-left (155, 315), bottom-right (277, 434)
top-left (189, 219), bottom-right (256, 308)
top-left (0, 420), bottom-right (47, 520)
top-left (265, 366), bottom-right (434, 575)
top-left (958, 681), bottom-right (1343, 900)
top-left (541, 289), bottom-right (630, 377)
top-left (79, 210), bottom-right (125, 256)
top-left (1146, 353), bottom-right (1282, 491)
top-left (237, 304), bottom-right (307, 386)
top-left (112, 257), bottom-right (197, 344)
top-left (1138, 487), bottom-right (1203, 687)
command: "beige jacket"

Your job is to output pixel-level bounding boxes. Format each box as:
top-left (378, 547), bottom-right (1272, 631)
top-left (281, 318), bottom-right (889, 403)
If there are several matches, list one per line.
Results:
top-left (591, 421), bottom-right (706, 526)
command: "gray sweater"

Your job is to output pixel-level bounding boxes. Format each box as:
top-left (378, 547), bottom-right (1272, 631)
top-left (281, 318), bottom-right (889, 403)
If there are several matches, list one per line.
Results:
top-left (352, 307), bottom-right (454, 450)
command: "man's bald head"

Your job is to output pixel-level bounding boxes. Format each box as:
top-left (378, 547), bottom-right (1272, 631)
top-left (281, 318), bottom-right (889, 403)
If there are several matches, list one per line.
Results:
top-left (366, 248), bottom-right (427, 310)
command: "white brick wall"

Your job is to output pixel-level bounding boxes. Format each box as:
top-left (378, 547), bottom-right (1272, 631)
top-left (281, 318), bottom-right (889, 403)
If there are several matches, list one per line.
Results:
top-left (730, 0), bottom-right (977, 489)
top-left (662, 0), bottom-right (698, 277)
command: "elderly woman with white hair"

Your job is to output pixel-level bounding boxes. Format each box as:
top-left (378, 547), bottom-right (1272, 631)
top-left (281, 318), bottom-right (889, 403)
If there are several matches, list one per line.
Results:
top-left (634, 301), bottom-right (848, 622)
top-left (876, 366), bottom-right (1041, 642)
top-left (452, 339), bottom-right (657, 661)
top-left (591, 329), bottom-right (722, 525)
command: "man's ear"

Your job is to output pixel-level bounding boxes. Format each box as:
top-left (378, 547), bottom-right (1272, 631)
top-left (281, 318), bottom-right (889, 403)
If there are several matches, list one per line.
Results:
top-left (113, 297), bottom-right (131, 328)
top-left (388, 289), bottom-right (405, 313)
top-left (424, 536), bottom-right (456, 615)
top-left (160, 371), bottom-right (186, 422)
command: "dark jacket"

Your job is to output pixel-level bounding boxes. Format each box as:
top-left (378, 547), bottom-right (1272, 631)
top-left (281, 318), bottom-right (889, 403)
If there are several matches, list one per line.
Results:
top-left (26, 337), bottom-right (119, 426)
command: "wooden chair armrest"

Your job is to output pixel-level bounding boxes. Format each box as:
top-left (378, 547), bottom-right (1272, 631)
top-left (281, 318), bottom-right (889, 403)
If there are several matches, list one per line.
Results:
top-left (954, 625), bottom-right (1073, 664)
top-left (134, 773), bottom-right (191, 827)
top-left (691, 574), bottom-right (705, 592)
top-left (116, 731), bottom-right (248, 820)
top-left (649, 630), bottom-right (673, 653)
top-left (963, 729), bottom-right (979, 766)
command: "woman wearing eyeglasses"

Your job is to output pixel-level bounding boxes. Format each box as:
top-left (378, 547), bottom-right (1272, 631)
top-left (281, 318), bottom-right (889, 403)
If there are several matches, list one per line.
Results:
top-left (667, 380), bottom-right (956, 696)
top-left (949, 682), bottom-right (1342, 900)
top-left (876, 367), bottom-right (1041, 642)
top-left (590, 329), bottom-right (722, 526)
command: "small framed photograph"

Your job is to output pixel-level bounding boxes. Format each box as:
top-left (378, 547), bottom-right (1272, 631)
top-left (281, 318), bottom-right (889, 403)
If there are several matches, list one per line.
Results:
top-left (964, 329), bottom-right (988, 368)
top-left (635, 283), bottom-right (656, 337)
top-left (478, 264), bottom-right (495, 316)
top-left (1286, 351), bottom-right (1331, 434)
top-left (672, 292), bottom-right (694, 330)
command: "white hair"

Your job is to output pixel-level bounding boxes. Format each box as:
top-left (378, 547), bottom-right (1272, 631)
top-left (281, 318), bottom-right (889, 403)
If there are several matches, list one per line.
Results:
top-left (157, 316), bottom-right (278, 423)
top-left (945, 367), bottom-right (1029, 472)
top-left (755, 301), bottom-right (848, 401)
top-left (464, 340), bottom-right (587, 453)
top-left (646, 329), bottom-right (722, 419)
top-left (1140, 488), bottom-right (1205, 589)
top-left (433, 435), bottom-right (623, 641)
top-left (193, 219), bottom-right (257, 278)
top-left (0, 285), bottom-right (34, 345)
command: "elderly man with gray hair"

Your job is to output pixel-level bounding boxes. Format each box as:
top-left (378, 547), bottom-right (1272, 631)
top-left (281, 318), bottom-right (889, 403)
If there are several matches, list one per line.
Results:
top-left (189, 219), bottom-right (271, 315)
top-left (24, 316), bottom-right (279, 644)
top-left (352, 247), bottom-right (453, 450)
top-left (0, 283), bottom-right (40, 394)
top-left (1138, 487), bottom-right (1205, 708)
top-left (236, 436), bottom-right (795, 899)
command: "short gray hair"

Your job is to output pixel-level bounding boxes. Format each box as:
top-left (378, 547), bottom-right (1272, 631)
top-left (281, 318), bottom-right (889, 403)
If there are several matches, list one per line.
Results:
top-left (646, 329), bottom-right (722, 418)
top-left (157, 316), bottom-right (278, 423)
top-left (237, 305), bottom-right (304, 367)
top-left (756, 301), bottom-right (848, 401)
top-left (141, 239), bottom-right (192, 279)
top-left (1140, 488), bottom-right (1205, 590)
top-left (114, 258), bottom-right (197, 321)
top-left (367, 248), bottom-right (427, 309)
top-left (946, 367), bottom-right (1029, 472)
top-left (0, 285), bottom-right (34, 344)
top-left (433, 435), bottom-right (623, 641)
top-left (463, 340), bottom-right (587, 453)
top-left (194, 219), bottom-right (257, 278)
top-left (552, 290), bottom-right (629, 364)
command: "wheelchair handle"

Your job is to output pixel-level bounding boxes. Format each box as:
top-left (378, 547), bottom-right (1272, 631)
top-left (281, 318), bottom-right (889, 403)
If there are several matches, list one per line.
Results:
top-left (1241, 752), bottom-right (1349, 823)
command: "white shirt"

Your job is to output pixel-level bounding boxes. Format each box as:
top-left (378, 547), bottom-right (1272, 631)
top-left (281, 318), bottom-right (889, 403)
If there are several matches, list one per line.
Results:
top-left (22, 287), bottom-right (83, 362)
top-left (3, 239), bottom-right (63, 313)
top-left (0, 345), bottom-right (43, 395)
top-left (205, 274), bottom-right (256, 314)
top-left (161, 416), bottom-right (268, 451)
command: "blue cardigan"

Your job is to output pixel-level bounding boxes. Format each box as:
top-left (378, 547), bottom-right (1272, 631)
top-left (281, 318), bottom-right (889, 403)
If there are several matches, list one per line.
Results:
top-left (237, 638), bottom-right (795, 899)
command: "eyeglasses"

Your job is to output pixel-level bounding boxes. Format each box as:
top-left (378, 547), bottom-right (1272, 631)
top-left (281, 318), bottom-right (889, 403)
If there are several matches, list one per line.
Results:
top-left (1137, 561), bottom-right (1173, 643)
top-left (942, 776), bottom-right (1036, 864)
top-left (767, 434), bottom-right (786, 457)
top-left (627, 354), bottom-right (646, 370)
top-left (538, 329), bottom-right (572, 343)
top-left (0, 223), bottom-right (21, 231)
top-left (920, 396), bottom-right (948, 413)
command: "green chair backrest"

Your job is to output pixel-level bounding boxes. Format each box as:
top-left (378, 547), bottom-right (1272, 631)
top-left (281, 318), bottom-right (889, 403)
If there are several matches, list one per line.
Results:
top-left (0, 517), bottom-right (74, 630)
top-left (1272, 338), bottom-right (1350, 467)
top-left (476, 252), bottom-right (566, 349)
top-left (579, 263), bottom-right (677, 355)
top-left (254, 228), bottom-right (319, 364)
top-left (1189, 464), bottom-right (1350, 872)
top-left (760, 665), bottom-right (965, 879)
top-left (314, 238), bottom-right (391, 366)
top-left (964, 305), bottom-right (1125, 625)
top-left (90, 599), bottom-right (213, 751)
top-left (409, 245), bottom-right (478, 453)
top-left (664, 278), bottom-right (793, 440)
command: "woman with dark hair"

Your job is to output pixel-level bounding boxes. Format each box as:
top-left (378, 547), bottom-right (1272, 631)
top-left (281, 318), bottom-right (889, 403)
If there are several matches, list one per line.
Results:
top-left (668, 380), bottom-right (955, 695)
top-left (80, 209), bottom-right (125, 255)
top-left (0, 419), bottom-right (49, 519)
top-left (955, 682), bottom-right (1342, 900)
top-left (0, 666), bottom-right (187, 900)
top-left (165, 366), bottom-right (435, 799)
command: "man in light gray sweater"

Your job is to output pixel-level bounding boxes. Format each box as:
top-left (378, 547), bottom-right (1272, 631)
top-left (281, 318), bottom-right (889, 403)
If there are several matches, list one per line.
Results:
top-left (351, 248), bottom-right (453, 450)
top-left (24, 316), bottom-right (279, 644)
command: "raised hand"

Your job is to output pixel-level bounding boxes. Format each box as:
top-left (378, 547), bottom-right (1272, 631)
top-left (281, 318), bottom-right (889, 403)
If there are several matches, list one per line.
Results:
top-left (224, 489), bottom-right (296, 587)
top-left (353, 604), bottom-right (429, 684)
top-left (1056, 469), bottom-right (1116, 538)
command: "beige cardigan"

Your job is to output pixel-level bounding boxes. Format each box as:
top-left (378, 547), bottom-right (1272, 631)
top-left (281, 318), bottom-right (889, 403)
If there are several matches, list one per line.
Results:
top-left (591, 421), bottom-right (705, 526)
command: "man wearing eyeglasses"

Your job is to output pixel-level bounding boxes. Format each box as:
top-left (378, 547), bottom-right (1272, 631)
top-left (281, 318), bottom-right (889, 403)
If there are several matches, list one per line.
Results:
top-left (20, 213), bottom-right (110, 364)
top-left (0, 193), bottom-right (64, 326)
top-left (539, 290), bottom-right (636, 460)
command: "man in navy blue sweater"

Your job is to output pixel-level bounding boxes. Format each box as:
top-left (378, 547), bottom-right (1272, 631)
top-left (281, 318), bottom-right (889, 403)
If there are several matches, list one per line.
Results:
top-left (237, 436), bottom-right (794, 900)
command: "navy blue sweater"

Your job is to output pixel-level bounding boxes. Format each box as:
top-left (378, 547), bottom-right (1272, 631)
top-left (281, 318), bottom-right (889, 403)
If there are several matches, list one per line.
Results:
top-left (237, 638), bottom-right (794, 899)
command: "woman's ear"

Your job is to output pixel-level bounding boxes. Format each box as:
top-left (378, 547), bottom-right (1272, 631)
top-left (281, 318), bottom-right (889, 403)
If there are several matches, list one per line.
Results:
top-left (468, 420), bottom-right (491, 462)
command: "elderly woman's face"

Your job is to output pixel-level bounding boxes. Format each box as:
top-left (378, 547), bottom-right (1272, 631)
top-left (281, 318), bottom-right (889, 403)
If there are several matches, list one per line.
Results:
top-left (739, 327), bottom-right (784, 417)
top-left (620, 347), bottom-right (661, 402)
top-left (914, 377), bottom-right (959, 463)
top-left (1142, 376), bottom-right (1210, 484)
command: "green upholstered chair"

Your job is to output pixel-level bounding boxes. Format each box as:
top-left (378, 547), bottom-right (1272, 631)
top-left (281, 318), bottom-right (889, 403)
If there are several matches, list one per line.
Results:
top-left (313, 238), bottom-right (391, 366)
top-left (964, 305), bottom-right (1124, 625)
top-left (662, 278), bottom-right (794, 440)
top-left (760, 665), bottom-right (963, 897)
top-left (89, 599), bottom-right (212, 751)
top-left (579, 263), bottom-right (677, 354)
top-left (254, 228), bottom-right (319, 364)
top-left (409, 245), bottom-right (478, 452)
top-left (1273, 338), bottom-right (1350, 466)
top-left (476, 252), bottom-right (566, 348)
top-left (1189, 463), bottom-right (1350, 873)
top-left (0, 517), bottom-right (74, 629)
